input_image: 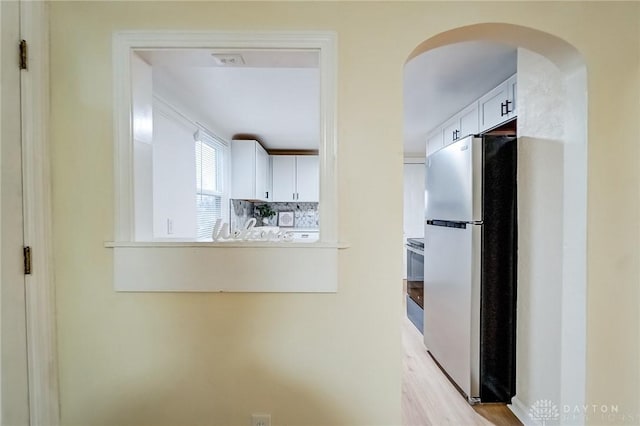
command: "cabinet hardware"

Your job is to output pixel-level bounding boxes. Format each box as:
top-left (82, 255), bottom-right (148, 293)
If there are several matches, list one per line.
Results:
top-left (266, 191), bottom-right (269, 199)
top-left (501, 100), bottom-right (512, 117)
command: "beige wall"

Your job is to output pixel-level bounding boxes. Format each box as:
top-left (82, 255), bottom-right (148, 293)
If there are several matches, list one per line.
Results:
top-left (49, 2), bottom-right (640, 425)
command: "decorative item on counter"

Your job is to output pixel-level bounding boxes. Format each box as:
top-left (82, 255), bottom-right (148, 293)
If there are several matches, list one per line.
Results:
top-left (278, 211), bottom-right (294, 228)
top-left (212, 218), bottom-right (294, 242)
top-left (254, 203), bottom-right (276, 225)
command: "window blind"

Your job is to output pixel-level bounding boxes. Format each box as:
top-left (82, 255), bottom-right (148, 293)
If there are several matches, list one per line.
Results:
top-left (195, 131), bottom-right (225, 240)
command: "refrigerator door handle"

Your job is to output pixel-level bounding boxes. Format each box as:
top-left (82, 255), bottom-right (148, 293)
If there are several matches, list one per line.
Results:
top-left (427, 220), bottom-right (468, 229)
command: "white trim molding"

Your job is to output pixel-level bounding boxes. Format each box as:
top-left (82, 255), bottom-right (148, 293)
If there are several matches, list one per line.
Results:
top-left (19, 1), bottom-right (61, 425)
top-left (509, 397), bottom-right (535, 426)
top-left (403, 156), bottom-right (425, 164)
top-left (113, 30), bottom-right (338, 243)
top-left (111, 30), bottom-right (341, 293)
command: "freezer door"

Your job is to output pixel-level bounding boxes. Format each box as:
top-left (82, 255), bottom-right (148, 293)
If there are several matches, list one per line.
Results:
top-left (423, 223), bottom-right (481, 400)
top-left (425, 136), bottom-right (482, 222)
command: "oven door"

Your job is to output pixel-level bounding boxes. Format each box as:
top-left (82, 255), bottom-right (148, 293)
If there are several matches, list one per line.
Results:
top-left (406, 245), bottom-right (425, 333)
top-left (407, 246), bottom-right (424, 281)
top-left (406, 245), bottom-right (424, 308)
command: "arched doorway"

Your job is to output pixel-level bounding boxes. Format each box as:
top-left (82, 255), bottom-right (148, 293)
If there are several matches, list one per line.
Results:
top-left (404, 23), bottom-right (587, 423)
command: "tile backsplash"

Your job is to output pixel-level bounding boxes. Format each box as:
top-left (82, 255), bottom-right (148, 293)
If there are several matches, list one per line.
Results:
top-left (230, 200), bottom-right (254, 231)
top-left (230, 199), bottom-right (319, 230)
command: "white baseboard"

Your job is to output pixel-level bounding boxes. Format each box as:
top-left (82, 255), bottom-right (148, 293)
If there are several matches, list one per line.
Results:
top-left (510, 397), bottom-right (534, 426)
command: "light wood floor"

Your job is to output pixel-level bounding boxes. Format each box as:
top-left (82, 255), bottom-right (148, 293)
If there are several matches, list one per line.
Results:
top-left (401, 314), bottom-right (522, 426)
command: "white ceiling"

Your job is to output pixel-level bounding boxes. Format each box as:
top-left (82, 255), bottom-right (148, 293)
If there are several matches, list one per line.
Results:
top-left (137, 43), bottom-right (516, 154)
top-left (403, 41), bottom-right (517, 156)
top-left (137, 49), bottom-right (320, 150)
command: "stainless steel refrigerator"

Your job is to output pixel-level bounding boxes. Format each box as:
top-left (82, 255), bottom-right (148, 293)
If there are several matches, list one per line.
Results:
top-left (424, 135), bottom-right (517, 404)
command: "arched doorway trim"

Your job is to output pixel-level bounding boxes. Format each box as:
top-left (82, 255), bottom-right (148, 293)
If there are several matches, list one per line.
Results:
top-left (405, 23), bottom-right (587, 424)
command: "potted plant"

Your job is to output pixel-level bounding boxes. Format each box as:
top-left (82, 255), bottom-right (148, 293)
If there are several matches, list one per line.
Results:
top-left (254, 204), bottom-right (276, 225)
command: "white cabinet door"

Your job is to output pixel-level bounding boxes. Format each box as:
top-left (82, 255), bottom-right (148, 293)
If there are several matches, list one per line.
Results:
top-left (231, 139), bottom-right (270, 201)
top-left (272, 155), bottom-right (296, 202)
top-left (272, 155), bottom-right (319, 202)
top-left (479, 79), bottom-right (510, 132)
top-left (426, 128), bottom-right (443, 156)
top-left (478, 74), bottom-right (517, 132)
top-left (459, 102), bottom-right (479, 138)
top-left (441, 102), bottom-right (479, 148)
top-left (296, 155), bottom-right (319, 202)
top-left (231, 140), bottom-right (256, 200)
top-left (507, 73), bottom-right (517, 119)
top-left (255, 143), bottom-right (270, 201)
top-left (442, 116), bottom-right (459, 147)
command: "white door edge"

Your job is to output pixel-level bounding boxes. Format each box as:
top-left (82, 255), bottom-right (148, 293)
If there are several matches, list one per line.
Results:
top-left (19, 1), bottom-right (61, 425)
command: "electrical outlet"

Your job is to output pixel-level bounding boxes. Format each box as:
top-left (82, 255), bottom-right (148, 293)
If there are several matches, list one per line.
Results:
top-left (251, 413), bottom-right (271, 426)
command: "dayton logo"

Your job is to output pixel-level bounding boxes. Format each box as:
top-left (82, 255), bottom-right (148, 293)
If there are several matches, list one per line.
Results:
top-left (530, 399), bottom-right (560, 425)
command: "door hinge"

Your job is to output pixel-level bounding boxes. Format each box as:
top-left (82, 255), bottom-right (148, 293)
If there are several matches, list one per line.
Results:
top-left (24, 246), bottom-right (32, 275)
top-left (19, 40), bottom-right (28, 70)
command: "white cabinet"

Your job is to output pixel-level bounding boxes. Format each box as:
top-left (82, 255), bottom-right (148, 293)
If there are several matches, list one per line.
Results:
top-left (427, 102), bottom-right (479, 156)
top-left (255, 144), bottom-right (270, 200)
top-left (272, 155), bottom-right (319, 202)
top-left (459, 102), bottom-right (480, 139)
top-left (441, 115), bottom-right (460, 146)
top-left (231, 139), bottom-right (271, 201)
top-left (272, 156), bottom-right (296, 202)
top-left (426, 128), bottom-right (443, 156)
top-left (426, 74), bottom-right (517, 157)
top-left (295, 156), bottom-right (319, 202)
top-left (442, 102), bottom-right (479, 145)
top-left (507, 73), bottom-right (517, 118)
top-left (479, 73), bottom-right (517, 132)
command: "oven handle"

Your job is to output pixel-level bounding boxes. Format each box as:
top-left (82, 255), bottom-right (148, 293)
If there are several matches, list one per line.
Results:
top-left (406, 246), bottom-right (424, 256)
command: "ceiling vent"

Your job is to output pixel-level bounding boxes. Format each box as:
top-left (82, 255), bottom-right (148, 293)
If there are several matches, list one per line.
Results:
top-left (211, 53), bottom-right (245, 66)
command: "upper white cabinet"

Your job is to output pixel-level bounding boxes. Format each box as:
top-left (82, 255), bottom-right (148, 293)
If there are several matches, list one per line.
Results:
top-left (426, 102), bottom-right (479, 155)
top-left (272, 155), bottom-right (319, 202)
top-left (426, 128), bottom-right (443, 156)
top-left (231, 139), bottom-right (271, 201)
top-left (459, 102), bottom-right (481, 139)
top-left (442, 101), bottom-right (479, 146)
top-left (507, 74), bottom-right (517, 118)
top-left (426, 74), bottom-right (517, 157)
top-left (255, 143), bottom-right (271, 201)
top-left (441, 115), bottom-right (459, 146)
top-left (478, 73), bottom-right (517, 132)
top-left (295, 156), bottom-right (320, 202)
top-left (271, 156), bottom-right (296, 202)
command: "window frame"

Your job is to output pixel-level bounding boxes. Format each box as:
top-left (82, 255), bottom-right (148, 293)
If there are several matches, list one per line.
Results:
top-left (113, 30), bottom-right (338, 245)
top-left (195, 130), bottom-right (228, 240)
